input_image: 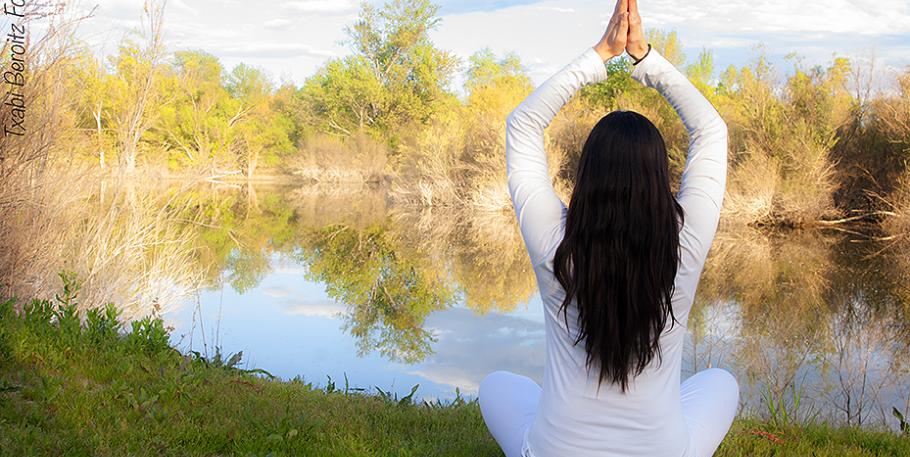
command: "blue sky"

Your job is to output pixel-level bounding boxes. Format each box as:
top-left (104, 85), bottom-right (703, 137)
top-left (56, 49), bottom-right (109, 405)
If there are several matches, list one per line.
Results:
top-left (438, 0), bottom-right (540, 14)
top-left (53, 0), bottom-right (910, 90)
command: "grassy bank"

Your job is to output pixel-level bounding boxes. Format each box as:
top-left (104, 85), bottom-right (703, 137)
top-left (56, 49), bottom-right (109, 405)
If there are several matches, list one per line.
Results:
top-left (1, 294), bottom-right (908, 456)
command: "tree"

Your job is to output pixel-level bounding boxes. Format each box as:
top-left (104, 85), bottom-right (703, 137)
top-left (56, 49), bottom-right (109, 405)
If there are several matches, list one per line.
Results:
top-left (225, 64), bottom-right (294, 178)
top-left (462, 49), bottom-right (532, 177)
top-left (298, 56), bottom-right (384, 136)
top-left (298, 0), bottom-right (458, 141)
top-left (154, 50), bottom-right (235, 168)
top-left (108, 0), bottom-right (168, 173)
top-left (72, 51), bottom-right (114, 168)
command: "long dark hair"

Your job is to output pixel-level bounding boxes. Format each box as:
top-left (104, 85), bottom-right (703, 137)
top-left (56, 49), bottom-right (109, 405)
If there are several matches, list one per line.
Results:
top-left (553, 110), bottom-right (684, 392)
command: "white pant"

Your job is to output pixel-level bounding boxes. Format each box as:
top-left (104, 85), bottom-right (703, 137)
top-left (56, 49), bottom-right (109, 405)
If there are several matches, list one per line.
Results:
top-left (479, 369), bottom-right (739, 457)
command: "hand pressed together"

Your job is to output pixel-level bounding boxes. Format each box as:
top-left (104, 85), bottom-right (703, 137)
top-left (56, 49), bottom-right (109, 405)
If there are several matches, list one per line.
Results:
top-left (594, 0), bottom-right (649, 62)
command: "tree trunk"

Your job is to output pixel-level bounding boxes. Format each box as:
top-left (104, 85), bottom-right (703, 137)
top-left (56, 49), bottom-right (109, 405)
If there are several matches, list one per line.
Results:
top-left (246, 150), bottom-right (258, 181)
top-left (94, 105), bottom-right (105, 170)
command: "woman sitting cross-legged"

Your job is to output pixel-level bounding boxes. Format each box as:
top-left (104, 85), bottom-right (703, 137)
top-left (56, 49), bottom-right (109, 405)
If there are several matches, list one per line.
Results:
top-left (478, 1), bottom-right (739, 456)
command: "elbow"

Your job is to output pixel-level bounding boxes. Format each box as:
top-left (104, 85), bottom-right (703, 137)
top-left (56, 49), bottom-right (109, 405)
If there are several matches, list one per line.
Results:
top-left (718, 119), bottom-right (729, 159)
top-left (716, 119), bottom-right (729, 170)
top-left (711, 116), bottom-right (728, 141)
top-left (506, 108), bottom-right (523, 133)
top-left (506, 103), bottom-right (535, 133)
top-left (702, 116), bottom-right (728, 147)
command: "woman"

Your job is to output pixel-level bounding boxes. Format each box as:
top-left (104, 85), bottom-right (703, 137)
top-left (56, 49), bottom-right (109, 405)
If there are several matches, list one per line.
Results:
top-left (478, 1), bottom-right (738, 456)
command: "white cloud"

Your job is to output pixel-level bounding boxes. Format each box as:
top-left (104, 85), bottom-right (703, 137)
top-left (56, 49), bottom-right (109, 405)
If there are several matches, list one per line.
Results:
top-left (264, 18), bottom-right (295, 30)
top-left (280, 0), bottom-right (358, 15)
top-left (216, 43), bottom-right (336, 59)
top-left (283, 299), bottom-right (347, 319)
top-left (532, 6), bottom-right (575, 14)
top-left (263, 287), bottom-right (290, 298)
top-left (170, 0), bottom-right (197, 14)
top-left (64, 0), bottom-right (910, 86)
top-left (432, 0), bottom-right (910, 84)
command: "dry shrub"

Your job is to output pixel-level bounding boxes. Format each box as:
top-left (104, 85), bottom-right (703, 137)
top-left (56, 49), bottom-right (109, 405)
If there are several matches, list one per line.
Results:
top-left (884, 177), bottom-right (910, 236)
top-left (0, 3), bottom-right (76, 205)
top-left (724, 124), bottom-right (837, 227)
top-left (873, 72), bottom-right (910, 235)
top-left (463, 112), bottom-right (579, 212)
top-left (0, 5), bottom-right (203, 317)
top-left (773, 124), bottom-right (838, 224)
top-left (717, 57), bottom-right (846, 227)
top-left (546, 99), bottom-right (600, 194)
top-left (392, 105), bottom-right (466, 207)
top-left (723, 152), bottom-right (779, 225)
top-left (1, 175), bottom-right (205, 319)
top-left (290, 131), bottom-right (388, 183)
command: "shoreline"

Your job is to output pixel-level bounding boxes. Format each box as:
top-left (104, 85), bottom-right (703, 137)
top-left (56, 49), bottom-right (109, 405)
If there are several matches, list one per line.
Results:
top-left (1, 295), bottom-right (908, 456)
top-left (72, 166), bottom-right (904, 233)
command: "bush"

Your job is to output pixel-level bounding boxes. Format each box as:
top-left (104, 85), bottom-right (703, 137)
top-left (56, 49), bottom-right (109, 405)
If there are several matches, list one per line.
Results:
top-left (289, 132), bottom-right (389, 183)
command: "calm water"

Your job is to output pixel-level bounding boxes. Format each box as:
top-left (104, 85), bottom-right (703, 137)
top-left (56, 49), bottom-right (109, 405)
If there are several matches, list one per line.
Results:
top-left (115, 182), bottom-right (909, 429)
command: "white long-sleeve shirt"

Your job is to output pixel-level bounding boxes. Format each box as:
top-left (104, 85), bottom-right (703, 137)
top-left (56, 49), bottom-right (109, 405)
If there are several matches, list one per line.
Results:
top-left (505, 47), bottom-right (728, 457)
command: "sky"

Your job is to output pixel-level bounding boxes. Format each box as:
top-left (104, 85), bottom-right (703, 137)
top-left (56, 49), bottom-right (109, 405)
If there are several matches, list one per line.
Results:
top-left (61, 0), bottom-right (910, 90)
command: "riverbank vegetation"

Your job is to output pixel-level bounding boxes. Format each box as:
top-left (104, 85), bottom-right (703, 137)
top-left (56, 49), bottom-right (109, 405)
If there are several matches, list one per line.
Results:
top-left (0, 0), bottom-right (905, 231)
top-left (1, 291), bottom-right (908, 456)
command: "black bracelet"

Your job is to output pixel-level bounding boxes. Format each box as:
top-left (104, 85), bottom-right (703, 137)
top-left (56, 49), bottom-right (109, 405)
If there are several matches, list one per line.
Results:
top-left (631, 44), bottom-right (652, 66)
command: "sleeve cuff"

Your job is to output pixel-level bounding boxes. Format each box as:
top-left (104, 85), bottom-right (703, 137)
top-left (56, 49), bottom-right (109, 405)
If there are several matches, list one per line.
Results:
top-left (630, 47), bottom-right (671, 84)
top-left (579, 47), bottom-right (609, 84)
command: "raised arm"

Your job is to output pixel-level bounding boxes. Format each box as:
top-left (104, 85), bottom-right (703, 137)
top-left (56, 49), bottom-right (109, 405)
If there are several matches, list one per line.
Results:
top-left (627, 1), bottom-right (728, 271)
top-left (506, 1), bottom-right (629, 267)
top-left (506, 50), bottom-right (607, 267)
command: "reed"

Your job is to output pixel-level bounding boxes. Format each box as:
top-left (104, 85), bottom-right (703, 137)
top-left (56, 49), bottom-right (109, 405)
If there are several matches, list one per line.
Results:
top-left (289, 132), bottom-right (389, 184)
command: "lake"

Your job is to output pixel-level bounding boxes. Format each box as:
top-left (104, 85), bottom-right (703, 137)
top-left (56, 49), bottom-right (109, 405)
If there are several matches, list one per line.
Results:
top-left (40, 180), bottom-right (910, 430)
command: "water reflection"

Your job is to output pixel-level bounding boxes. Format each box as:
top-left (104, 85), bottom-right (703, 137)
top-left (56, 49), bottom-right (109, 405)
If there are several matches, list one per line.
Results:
top-left (691, 230), bottom-right (910, 426)
top-left (9, 181), bottom-right (908, 429)
top-left (298, 223), bottom-right (454, 363)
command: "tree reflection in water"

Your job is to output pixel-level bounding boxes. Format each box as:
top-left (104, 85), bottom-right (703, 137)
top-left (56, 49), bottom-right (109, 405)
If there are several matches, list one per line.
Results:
top-left (298, 224), bottom-right (454, 363)
top-left (6, 182), bottom-right (908, 428)
top-left (690, 227), bottom-right (910, 427)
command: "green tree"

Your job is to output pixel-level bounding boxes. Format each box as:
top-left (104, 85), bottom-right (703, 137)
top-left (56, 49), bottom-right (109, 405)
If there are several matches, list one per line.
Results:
top-left (154, 50), bottom-right (235, 168)
top-left (226, 64), bottom-right (295, 178)
top-left (297, 0), bottom-right (458, 142)
top-left (107, 0), bottom-right (168, 172)
top-left (461, 49), bottom-right (533, 190)
top-left (298, 57), bottom-right (385, 137)
top-left (72, 51), bottom-right (115, 168)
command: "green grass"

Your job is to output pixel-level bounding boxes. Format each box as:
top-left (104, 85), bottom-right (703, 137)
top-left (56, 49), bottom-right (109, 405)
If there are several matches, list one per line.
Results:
top-left (0, 290), bottom-right (908, 456)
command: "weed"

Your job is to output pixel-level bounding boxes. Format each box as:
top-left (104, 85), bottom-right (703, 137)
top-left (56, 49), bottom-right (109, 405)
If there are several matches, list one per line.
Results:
top-left (85, 304), bottom-right (123, 343)
top-left (894, 407), bottom-right (909, 435)
top-left (127, 317), bottom-right (171, 354)
top-left (761, 383), bottom-right (819, 428)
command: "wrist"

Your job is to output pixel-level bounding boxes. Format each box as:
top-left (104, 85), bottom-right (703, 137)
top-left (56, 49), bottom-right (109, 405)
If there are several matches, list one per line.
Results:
top-left (629, 43), bottom-right (651, 65)
top-left (593, 44), bottom-right (618, 62)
